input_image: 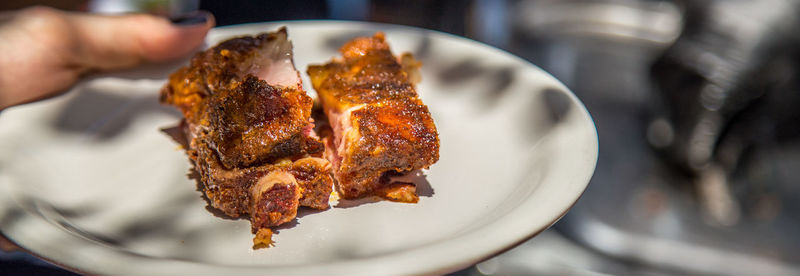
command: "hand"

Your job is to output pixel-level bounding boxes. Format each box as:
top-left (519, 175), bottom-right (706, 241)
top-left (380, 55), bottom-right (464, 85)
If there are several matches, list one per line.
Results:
top-left (0, 6), bottom-right (215, 109)
top-left (0, 232), bottom-right (18, 252)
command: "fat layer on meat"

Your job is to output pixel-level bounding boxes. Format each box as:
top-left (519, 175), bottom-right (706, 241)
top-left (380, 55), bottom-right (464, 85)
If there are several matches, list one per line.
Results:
top-left (307, 33), bottom-right (439, 202)
top-left (160, 28), bottom-right (333, 243)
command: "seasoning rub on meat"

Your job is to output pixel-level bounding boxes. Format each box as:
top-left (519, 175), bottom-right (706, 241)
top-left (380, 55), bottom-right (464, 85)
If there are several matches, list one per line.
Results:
top-left (307, 33), bottom-right (440, 203)
top-left (160, 28), bottom-right (332, 248)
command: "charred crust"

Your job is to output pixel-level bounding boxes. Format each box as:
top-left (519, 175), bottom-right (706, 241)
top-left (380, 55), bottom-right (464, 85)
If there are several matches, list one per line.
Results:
top-left (161, 29), bottom-right (334, 242)
top-left (249, 183), bottom-right (298, 232)
top-left (290, 159), bottom-right (334, 209)
top-left (307, 33), bottom-right (440, 200)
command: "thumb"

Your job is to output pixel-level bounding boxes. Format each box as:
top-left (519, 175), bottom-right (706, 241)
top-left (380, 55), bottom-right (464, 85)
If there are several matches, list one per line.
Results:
top-left (68, 10), bottom-right (215, 70)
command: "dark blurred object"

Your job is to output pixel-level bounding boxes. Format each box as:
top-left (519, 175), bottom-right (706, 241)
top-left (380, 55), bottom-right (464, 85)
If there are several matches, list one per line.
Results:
top-left (368, 0), bottom-right (469, 36)
top-left (2, 234), bottom-right (79, 276)
top-left (200, 0), bottom-right (471, 35)
top-left (507, 0), bottom-right (800, 275)
top-left (0, 0), bottom-right (85, 11)
top-left (649, 0), bottom-right (800, 224)
top-left (200, 0), bottom-right (327, 26)
top-left (0, 235), bottom-right (18, 252)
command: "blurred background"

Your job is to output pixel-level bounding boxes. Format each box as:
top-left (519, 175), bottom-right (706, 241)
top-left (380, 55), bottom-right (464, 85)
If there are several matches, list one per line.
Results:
top-left (2, 0), bottom-right (800, 275)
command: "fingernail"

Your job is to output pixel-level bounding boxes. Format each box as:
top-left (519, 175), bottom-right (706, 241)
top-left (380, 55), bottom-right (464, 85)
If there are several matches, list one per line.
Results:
top-left (170, 11), bottom-right (210, 26)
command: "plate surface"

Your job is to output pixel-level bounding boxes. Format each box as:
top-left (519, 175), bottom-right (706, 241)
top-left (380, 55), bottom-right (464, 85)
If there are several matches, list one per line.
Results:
top-left (0, 21), bottom-right (597, 275)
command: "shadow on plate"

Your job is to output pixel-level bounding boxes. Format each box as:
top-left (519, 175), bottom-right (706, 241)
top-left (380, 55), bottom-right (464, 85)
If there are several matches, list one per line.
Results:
top-left (49, 86), bottom-right (180, 141)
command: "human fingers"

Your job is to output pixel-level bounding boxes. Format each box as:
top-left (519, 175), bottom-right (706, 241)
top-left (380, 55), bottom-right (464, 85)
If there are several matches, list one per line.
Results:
top-left (67, 10), bottom-right (215, 70)
top-left (0, 7), bottom-right (214, 109)
top-left (0, 7), bottom-right (84, 109)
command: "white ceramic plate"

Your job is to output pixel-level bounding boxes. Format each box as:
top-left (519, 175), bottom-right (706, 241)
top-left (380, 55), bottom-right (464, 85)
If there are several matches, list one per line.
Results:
top-left (0, 21), bottom-right (597, 275)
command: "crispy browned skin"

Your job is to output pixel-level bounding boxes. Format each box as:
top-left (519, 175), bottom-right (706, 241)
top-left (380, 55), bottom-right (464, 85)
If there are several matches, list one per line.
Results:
top-left (160, 28), bottom-right (332, 243)
top-left (162, 31), bottom-right (313, 169)
top-left (190, 133), bottom-right (331, 219)
top-left (206, 76), bottom-right (313, 168)
top-left (307, 33), bottom-right (439, 201)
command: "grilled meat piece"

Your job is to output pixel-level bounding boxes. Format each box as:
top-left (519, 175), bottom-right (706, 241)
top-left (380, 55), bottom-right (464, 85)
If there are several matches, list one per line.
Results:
top-left (307, 33), bottom-right (439, 202)
top-left (160, 28), bottom-right (332, 245)
top-left (189, 128), bottom-right (331, 218)
top-left (162, 28), bottom-right (313, 169)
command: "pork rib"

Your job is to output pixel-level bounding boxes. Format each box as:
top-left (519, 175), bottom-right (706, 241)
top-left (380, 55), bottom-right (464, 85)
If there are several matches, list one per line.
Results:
top-left (307, 33), bottom-right (439, 202)
top-left (160, 28), bottom-right (332, 247)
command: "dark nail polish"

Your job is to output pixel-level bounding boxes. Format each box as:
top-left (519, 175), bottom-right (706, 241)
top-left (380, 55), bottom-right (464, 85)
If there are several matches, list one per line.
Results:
top-left (170, 11), bottom-right (209, 26)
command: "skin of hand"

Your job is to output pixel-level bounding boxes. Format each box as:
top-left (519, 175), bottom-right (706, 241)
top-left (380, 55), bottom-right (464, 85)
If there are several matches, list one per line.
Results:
top-left (0, 6), bottom-right (215, 110)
